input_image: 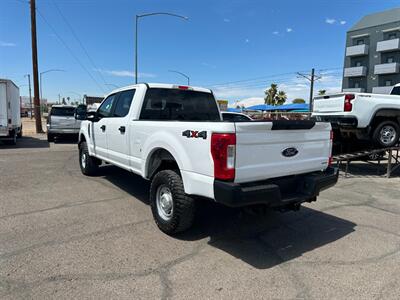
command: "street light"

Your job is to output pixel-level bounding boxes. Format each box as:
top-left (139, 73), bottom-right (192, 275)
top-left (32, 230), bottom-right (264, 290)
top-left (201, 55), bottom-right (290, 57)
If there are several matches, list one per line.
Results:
top-left (135, 12), bottom-right (189, 84)
top-left (40, 69), bottom-right (65, 102)
top-left (168, 70), bottom-right (190, 85)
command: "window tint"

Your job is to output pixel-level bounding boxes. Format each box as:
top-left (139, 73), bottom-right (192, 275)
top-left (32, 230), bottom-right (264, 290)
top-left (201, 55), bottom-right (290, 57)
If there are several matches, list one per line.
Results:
top-left (222, 113), bottom-right (251, 122)
top-left (391, 86), bottom-right (400, 95)
top-left (139, 88), bottom-right (220, 121)
top-left (51, 107), bottom-right (75, 117)
top-left (98, 94), bottom-right (116, 117)
top-left (114, 90), bottom-right (135, 117)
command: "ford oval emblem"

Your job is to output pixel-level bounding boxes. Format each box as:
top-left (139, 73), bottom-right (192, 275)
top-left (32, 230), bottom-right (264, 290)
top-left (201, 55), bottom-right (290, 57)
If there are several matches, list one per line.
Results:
top-left (282, 147), bottom-right (298, 158)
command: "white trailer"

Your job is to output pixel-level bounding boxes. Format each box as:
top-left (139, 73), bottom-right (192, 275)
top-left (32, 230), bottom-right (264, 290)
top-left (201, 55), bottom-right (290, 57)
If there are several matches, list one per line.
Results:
top-left (0, 79), bottom-right (22, 145)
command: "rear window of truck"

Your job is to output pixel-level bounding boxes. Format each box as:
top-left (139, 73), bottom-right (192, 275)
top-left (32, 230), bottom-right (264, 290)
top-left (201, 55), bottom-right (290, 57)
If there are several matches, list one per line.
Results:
top-left (139, 88), bottom-right (220, 121)
top-left (50, 107), bottom-right (76, 117)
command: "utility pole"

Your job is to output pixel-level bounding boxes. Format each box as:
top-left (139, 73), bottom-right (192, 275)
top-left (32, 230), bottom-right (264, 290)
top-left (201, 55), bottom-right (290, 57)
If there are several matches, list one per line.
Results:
top-left (297, 68), bottom-right (321, 113)
top-left (24, 74), bottom-right (33, 119)
top-left (30, 0), bottom-right (43, 133)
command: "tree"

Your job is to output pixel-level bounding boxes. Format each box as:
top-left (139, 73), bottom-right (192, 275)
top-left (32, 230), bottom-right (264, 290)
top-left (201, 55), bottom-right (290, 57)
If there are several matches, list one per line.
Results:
top-left (264, 83), bottom-right (278, 105)
top-left (292, 98), bottom-right (306, 104)
top-left (318, 89), bottom-right (326, 95)
top-left (275, 90), bottom-right (287, 105)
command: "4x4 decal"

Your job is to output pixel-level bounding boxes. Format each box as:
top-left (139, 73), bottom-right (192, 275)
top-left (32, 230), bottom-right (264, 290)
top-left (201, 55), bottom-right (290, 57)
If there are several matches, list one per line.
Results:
top-left (182, 130), bottom-right (207, 139)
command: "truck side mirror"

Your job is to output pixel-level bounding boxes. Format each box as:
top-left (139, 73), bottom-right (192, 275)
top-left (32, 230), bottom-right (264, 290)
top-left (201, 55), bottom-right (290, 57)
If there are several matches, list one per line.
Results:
top-left (75, 104), bottom-right (87, 120)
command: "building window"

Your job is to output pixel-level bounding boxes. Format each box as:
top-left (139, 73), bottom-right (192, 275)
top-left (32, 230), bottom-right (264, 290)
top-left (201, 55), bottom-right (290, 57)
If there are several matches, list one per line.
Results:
top-left (354, 82), bottom-right (360, 88)
top-left (388, 33), bottom-right (397, 40)
top-left (385, 80), bottom-right (393, 86)
top-left (387, 57), bottom-right (394, 63)
top-left (356, 39), bottom-right (364, 45)
top-left (355, 61), bottom-right (362, 67)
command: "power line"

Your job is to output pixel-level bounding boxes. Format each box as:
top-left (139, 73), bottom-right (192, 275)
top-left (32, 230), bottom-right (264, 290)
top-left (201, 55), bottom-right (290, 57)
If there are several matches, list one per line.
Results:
top-left (35, 6), bottom-right (106, 93)
top-left (51, 0), bottom-right (108, 86)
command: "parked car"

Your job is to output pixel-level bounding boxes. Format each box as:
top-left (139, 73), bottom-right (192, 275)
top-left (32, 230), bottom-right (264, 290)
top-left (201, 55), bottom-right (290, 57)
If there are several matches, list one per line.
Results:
top-left (222, 111), bottom-right (252, 122)
top-left (312, 84), bottom-right (400, 148)
top-left (47, 104), bottom-right (85, 142)
top-left (76, 83), bottom-right (338, 234)
top-left (0, 79), bottom-right (22, 145)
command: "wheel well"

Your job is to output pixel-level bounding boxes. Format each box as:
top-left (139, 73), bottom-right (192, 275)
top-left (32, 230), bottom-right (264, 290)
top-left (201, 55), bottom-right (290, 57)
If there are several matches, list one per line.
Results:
top-left (371, 110), bottom-right (400, 129)
top-left (147, 148), bottom-right (179, 179)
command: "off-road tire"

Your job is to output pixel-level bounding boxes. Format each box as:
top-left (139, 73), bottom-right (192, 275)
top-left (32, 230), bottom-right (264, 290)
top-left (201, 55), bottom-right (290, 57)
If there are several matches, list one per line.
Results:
top-left (79, 141), bottom-right (98, 176)
top-left (150, 170), bottom-right (195, 235)
top-left (372, 121), bottom-right (400, 148)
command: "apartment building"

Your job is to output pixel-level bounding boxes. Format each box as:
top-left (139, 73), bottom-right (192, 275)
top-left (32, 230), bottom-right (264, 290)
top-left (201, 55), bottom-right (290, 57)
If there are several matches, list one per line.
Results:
top-left (342, 7), bottom-right (400, 94)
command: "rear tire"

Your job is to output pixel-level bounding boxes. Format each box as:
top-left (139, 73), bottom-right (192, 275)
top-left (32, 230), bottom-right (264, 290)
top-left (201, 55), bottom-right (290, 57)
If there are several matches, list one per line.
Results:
top-left (17, 126), bottom-right (22, 138)
top-left (47, 133), bottom-right (54, 142)
top-left (372, 121), bottom-right (400, 148)
top-left (150, 170), bottom-right (195, 235)
top-left (79, 141), bottom-right (98, 176)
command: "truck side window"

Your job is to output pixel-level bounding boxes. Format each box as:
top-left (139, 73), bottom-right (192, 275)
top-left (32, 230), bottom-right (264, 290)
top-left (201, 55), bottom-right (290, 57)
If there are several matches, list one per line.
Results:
top-left (98, 94), bottom-right (116, 117)
top-left (113, 89), bottom-right (135, 118)
top-left (391, 86), bottom-right (400, 95)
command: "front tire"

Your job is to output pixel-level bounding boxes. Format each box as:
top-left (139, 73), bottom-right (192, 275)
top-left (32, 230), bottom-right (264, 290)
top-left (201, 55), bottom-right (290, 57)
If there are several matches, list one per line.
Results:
top-left (372, 121), bottom-right (400, 148)
top-left (79, 141), bottom-right (98, 176)
top-left (150, 170), bottom-right (195, 235)
top-left (47, 133), bottom-right (54, 142)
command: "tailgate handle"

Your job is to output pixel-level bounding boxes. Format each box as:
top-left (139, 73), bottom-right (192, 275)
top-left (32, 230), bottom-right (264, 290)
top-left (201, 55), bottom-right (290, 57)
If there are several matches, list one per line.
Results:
top-left (119, 126), bottom-right (126, 133)
top-left (100, 125), bottom-right (106, 132)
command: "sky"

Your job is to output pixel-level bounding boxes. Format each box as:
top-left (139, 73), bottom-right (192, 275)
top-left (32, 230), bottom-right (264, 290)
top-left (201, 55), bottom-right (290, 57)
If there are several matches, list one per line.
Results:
top-left (1, 0), bottom-right (400, 106)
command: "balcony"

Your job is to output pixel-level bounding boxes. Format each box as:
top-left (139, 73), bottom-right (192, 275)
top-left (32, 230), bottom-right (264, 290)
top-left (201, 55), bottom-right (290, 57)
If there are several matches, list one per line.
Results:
top-left (372, 86), bottom-right (393, 94)
top-left (344, 66), bottom-right (367, 77)
top-left (346, 44), bottom-right (369, 56)
top-left (376, 38), bottom-right (400, 52)
top-left (343, 88), bottom-right (365, 93)
top-left (374, 62), bottom-right (400, 75)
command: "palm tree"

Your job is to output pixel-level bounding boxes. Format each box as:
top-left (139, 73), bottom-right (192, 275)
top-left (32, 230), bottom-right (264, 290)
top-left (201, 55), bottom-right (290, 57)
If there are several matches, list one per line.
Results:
top-left (264, 83), bottom-right (278, 105)
top-left (292, 98), bottom-right (305, 104)
top-left (275, 90), bottom-right (287, 105)
top-left (318, 89), bottom-right (326, 95)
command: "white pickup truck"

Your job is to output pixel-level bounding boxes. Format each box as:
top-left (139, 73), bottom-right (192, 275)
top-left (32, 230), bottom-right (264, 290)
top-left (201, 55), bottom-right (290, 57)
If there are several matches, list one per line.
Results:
top-left (77, 83), bottom-right (338, 234)
top-left (312, 84), bottom-right (400, 148)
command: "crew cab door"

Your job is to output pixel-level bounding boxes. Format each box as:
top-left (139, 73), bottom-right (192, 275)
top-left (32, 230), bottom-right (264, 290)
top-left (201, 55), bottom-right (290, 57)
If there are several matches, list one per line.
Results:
top-left (106, 89), bottom-right (135, 167)
top-left (92, 94), bottom-right (117, 159)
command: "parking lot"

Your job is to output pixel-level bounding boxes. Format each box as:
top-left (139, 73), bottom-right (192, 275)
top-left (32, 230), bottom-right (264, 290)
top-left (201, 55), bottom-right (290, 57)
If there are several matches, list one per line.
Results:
top-left (1, 136), bottom-right (400, 299)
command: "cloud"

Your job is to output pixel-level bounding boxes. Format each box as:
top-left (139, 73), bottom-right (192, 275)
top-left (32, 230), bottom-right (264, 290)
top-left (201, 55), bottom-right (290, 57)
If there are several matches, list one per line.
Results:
top-left (94, 68), bottom-right (156, 78)
top-left (229, 97), bottom-right (264, 108)
top-left (272, 31), bottom-right (279, 35)
top-left (340, 20), bottom-right (347, 25)
top-left (286, 28), bottom-right (293, 33)
top-left (0, 41), bottom-right (16, 47)
top-left (325, 18), bottom-right (336, 25)
top-left (223, 18), bottom-right (230, 23)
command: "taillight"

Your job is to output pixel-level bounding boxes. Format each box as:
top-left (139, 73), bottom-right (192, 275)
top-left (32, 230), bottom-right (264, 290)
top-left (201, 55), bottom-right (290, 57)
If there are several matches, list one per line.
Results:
top-left (328, 130), bottom-right (334, 166)
top-left (211, 133), bottom-right (236, 181)
top-left (344, 94), bottom-right (355, 112)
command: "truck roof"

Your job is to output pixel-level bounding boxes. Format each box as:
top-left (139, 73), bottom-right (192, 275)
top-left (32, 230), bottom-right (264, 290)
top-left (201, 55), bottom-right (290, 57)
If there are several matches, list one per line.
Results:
top-left (107, 83), bottom-right (213, 96)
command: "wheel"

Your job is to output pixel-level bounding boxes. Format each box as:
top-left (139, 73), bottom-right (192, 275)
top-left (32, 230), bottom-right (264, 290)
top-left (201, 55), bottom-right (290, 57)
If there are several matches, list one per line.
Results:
top-left (17, 126), bottom-right (22, 138)
top-left (79, 141), bottom-right (98, 176)
top-left (150, 170), bottom-right (195, 234)
top-left (372, 121), bottom-right (400, 148)
top-left (47, 133), bottom-right (54, 142)
top-left (3, 133), bottom-right (16, 145)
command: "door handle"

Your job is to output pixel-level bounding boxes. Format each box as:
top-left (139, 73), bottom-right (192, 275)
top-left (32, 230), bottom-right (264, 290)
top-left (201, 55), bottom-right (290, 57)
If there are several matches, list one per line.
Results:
top-left (119, 126), bottom-right (126, 133)
top-left (100, 125), bottom-right (106, 132)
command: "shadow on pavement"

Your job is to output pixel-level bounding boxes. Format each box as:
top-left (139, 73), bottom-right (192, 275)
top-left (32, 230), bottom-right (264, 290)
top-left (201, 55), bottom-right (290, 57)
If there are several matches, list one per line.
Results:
top-left (337, 161), bottom-right (400, 177)
top-left (96, 164), bottom-right (356, 269)
top-left (0, 136), bottom-right (49, 149)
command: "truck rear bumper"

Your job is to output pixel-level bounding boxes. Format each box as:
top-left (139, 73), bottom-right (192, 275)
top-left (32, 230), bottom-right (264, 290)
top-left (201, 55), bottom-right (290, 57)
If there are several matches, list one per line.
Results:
top-left (213, 167), bottom-right (339, 208)
top-left (313, 115), bottom-right (358, 128)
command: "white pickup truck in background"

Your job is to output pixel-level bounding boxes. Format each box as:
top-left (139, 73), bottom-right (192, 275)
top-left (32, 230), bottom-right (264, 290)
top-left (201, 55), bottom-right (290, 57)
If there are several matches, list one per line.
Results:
top-left (312, 84), bottom-right (400, 148)
top-left (76, 83), bottom-right (338, 234)
top-left (0, 79), bottom-right (22, 145)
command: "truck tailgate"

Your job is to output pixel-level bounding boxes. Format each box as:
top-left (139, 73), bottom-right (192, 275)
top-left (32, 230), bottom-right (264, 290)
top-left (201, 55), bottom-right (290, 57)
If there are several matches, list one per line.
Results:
top-left (313, 94), bottom-right (345, 113)
top-left (234, 121), bottom-right (331, 183)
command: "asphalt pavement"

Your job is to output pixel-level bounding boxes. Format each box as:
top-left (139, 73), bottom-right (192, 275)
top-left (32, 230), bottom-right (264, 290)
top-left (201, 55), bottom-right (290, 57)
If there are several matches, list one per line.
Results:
top-left (0, 135), bottom-right (399, 299)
